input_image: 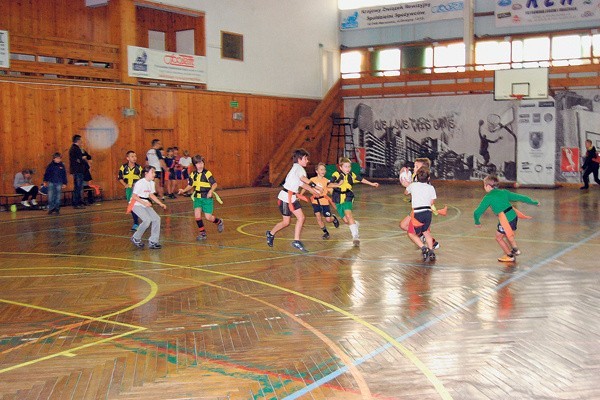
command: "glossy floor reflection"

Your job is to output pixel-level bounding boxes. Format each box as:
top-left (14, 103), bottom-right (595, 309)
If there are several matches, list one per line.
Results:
top-left (0, 183), bottom-right (598, 399)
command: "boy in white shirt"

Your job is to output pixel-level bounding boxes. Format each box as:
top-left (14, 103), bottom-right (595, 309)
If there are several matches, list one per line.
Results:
top-left (130, 166), bottom-right (167, 249)
top-left (266, 149), bottom-right (321, 252)
top-left (405, 167), bottom-right (437, 262)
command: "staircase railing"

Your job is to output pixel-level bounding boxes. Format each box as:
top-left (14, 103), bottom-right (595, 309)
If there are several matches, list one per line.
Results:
top-left (266, 80), bottom-right (343, 186)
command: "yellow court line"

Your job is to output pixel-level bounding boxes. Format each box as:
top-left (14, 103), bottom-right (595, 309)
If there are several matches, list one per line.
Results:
top-left (0, 265), bottom-right (158, 374)
top-left (0, 251), bottom-right (452, 399)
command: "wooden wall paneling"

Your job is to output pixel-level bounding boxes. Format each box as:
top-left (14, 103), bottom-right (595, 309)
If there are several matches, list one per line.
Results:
top-left (246, 97), bottom-right (278, 180)
top-left (222, 95), bottom-right (247, 131)
top-left (140, 90), bottom-right (176, 130)
top-left (195, 16), bottom-right (206, 56)
top-left (0, 83), bottom-right (15, 193)
top-left (175, 92), bottom-right (191, 151)
top-left (187, 92), bottom-right (213, 160)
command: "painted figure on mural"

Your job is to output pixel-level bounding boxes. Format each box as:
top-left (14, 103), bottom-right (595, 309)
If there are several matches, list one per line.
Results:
top-left (478, 119), bottom-right (503, 166)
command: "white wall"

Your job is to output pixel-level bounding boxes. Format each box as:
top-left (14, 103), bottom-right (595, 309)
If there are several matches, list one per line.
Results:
top-left (150, 0), bottom-right (340, 99)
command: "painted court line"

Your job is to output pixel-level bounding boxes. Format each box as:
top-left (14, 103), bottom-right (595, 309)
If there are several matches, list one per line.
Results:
top-left (282, 229), bottom-right (600, 400)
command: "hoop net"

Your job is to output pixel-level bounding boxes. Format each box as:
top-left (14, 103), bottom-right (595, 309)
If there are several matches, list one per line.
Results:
top-left (487, 114), bottom-right (502, 133)
top-left (510, 94), bottom-right (524, 102)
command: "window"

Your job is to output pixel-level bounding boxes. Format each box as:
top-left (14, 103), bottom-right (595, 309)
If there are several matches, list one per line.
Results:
top-left (433, 43), bottom-right (465, 73)
top-left (148, 31), bottom-right (166, 51)
top-left (552, 34), bottom-right (591, 66)
top-left (373, 48), bottom-right (400, 76)
top-left (221, 31), bottom-right (243, 61)
top-left (475, 40), bottom-right (511, 70)
top-left (512, 37), bottom-right (550, 68)
top-left (341, 51), bottom-right (363, 78)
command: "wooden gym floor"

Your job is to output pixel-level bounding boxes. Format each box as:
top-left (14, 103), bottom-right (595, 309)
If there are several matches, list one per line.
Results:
top-left (0, 182), bottom-right (598, 400)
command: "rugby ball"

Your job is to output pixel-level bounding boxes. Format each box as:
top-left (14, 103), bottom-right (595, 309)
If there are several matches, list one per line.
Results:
top-left (399, 167), bottom-right (412, 187)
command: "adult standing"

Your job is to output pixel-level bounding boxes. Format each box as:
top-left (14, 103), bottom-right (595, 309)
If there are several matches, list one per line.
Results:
top-left (13, 168), bottom-right (39, 207)
top-left (580, 139), bottom-right (600, 190)
top-left (146, 138), bottom-right (167, 200)
top-left (69, 134), bottom-right (86, 209)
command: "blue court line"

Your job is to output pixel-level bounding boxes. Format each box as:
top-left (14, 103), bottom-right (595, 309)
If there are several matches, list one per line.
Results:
top-left (283, 229), bottom-right (600, 400)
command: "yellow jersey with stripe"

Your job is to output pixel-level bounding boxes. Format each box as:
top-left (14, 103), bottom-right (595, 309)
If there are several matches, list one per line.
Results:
top-left (189, 169), bottom-right (216, 198)
top-left (330, 171), bottom-right (361, 204)
top-left (118, 163), bottom-right (143, 188)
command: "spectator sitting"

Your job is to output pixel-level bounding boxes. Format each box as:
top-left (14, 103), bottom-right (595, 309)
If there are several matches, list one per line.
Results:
top-left (14, 168), bottom-right (39, 207)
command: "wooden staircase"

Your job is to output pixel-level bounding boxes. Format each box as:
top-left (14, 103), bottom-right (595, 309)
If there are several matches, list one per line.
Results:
top-left (265, 80), bottom-right (343, 187)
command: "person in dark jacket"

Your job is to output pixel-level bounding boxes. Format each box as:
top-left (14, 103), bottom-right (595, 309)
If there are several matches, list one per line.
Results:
top-left (43, 152), bottom-right (68, 215)
top-left (580, 139), bottom-right (600, 190)
top-left (69, 134), bottom-right (86, 208)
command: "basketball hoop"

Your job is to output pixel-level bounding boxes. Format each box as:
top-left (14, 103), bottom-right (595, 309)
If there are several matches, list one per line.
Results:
top-left (510, 94), bottom-right (524, 102)
top-left (487, 114), bottom-right (502, 133)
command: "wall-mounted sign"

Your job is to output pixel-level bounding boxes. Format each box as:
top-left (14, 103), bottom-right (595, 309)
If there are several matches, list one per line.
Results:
top-left (340, 1), bottom-right (464, 31)
top-left (127, 46), bottom-right (206, 84)
top-left (496, 0), bottom-right (600, 28)
top-left (0, 30), bottom-right (9, 69)
top-left (230, 101), bottom-right (239, 108)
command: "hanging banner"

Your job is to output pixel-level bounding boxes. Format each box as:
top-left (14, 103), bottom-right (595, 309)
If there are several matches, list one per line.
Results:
top-left (496, 0), bottom-right (600, 28)
top-left (340, 0), bottom-right (464, 31)
top-left (127, 46), bottom-right (206, 84)
top-left (0, 30), bottom-right (9, 69)
top-left (516, 99), bottom-right (556, 186)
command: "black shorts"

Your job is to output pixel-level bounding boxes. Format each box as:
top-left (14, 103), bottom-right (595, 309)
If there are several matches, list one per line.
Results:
top-left (278, 200), bottom-right (301, 217)
top-left (412, 211), bottom-right (432, 236)
top-left (311, 203), bottom-right (332, 217)
top-left (497, 217), bottom-right (518, 234)
top-left (154, 171), bottom-right (162, 180)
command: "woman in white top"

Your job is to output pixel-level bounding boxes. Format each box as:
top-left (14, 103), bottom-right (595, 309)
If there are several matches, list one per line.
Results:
top-left (130, 166), bottom-right (167, 249)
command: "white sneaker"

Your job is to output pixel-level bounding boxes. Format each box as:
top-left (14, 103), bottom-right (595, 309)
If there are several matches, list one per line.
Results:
top-left (21, 200), bottom-right (31, 207)
top-left (31, 199), bottom-right (38, 206)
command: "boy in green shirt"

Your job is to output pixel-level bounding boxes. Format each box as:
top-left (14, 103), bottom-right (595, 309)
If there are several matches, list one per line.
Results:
top-left (474, 175), bottom-right (539, 262)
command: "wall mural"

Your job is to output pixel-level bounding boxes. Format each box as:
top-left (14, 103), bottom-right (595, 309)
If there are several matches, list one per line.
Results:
top-left (343, 89), bottom-right (600, 185)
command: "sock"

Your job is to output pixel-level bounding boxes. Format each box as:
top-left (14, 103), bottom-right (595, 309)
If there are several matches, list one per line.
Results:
top-left (322, 227), bottom-right (329, 234)
top-left (213, 218), bottom-right (221, 225)
top-left (349, 223), bottom-right (359, 238)
top-left (196, 218), bottom-right (205, 233)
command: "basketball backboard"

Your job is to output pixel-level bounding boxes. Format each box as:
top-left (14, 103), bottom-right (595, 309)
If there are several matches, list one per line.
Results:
top-left (494, 67), bottom-right (549, 101)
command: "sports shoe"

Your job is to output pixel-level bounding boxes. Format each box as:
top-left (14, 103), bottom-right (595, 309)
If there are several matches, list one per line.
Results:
top-left (332, 216), bottom-right (340, 228)
top-left (21, 200), bottom-right (31, 207)
top-left (498, 254), bottom-right (515, 262)
top-left (291, 240), bottom-right (308, 252)
top-left (266, 231), bottom-right (275, 247)
top-left (196, 233), bottom-right (207, 241)
top-left (422, 247), bottom-right (429, 261)
top-left (131, 224), bottom-right (139, 231)
top-left (322, 232), bottom-right (330, 240)
top-left (131, 237), bottom-right (144, 248)
top-left (148, 242), bottom-right (162, 249)
top-left (428, 250), bottom-right (436, 261)
top-left (511, 248), bottom-right (521, 256)
top-left (580, 186), bottom-right (589, 190)
top-left (31, 199), bottom-right (38, 206)
top-left (217, 219), bottom-right (224, 233)
top-left (352, 236), bottom-right (360, 247)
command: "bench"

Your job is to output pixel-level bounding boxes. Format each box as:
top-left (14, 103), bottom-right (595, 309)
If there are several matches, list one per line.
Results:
top-left (1, 187), bottom-right (103, 211)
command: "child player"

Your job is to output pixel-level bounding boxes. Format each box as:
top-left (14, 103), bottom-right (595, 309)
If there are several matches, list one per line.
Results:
top-left (473, 174), bottom-right (539, 262)
top-left (399, 157), bottom-right (440, 249)
top-left (118, 150), bottom-right (143, 231)
top-left (266, 149), bottom-right (321, 252)
top-left (404, 167), bottom-right (437, 262)
top-left (130, 166), bottom-right (167, 249)
top-left (301, 162), bottom-right (340, 239)
top-left (330, 157), bottom-right (379, 246)
top-left (178, 155), bottom-right (224, 240)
